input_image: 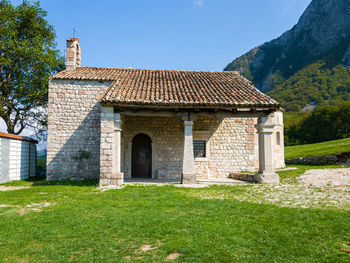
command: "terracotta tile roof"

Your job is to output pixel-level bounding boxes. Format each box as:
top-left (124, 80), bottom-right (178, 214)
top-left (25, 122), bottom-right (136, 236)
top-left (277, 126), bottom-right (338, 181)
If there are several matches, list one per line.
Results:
top-left (51, 67), bottom-right (279, 108)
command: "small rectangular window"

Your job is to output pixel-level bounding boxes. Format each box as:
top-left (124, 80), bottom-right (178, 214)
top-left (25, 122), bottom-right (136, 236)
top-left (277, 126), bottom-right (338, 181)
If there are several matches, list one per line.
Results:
top-left (193, 140), bottom-right (206, 158)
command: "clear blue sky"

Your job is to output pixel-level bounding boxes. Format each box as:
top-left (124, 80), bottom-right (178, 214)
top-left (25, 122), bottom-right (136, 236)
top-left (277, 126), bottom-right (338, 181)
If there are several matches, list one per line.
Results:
top-left (12, 0), bottom-right (311, 71)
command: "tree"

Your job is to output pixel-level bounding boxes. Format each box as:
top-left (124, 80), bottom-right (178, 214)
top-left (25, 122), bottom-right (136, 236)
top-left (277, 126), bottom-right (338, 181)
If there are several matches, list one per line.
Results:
top-left (0, 0), bottom-right (64, 135)
top-left (284, 101), bottom-right (350, 145)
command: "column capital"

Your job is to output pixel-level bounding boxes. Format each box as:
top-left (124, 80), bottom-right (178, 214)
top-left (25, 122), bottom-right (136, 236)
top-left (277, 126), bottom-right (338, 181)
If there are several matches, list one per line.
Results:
top-left (184, 120), bottom-right (193, 126)
top-left (114, 113), bottom-right (122, 131)
top-left (181, 112), bottom-right (196, 122)
top-left (101, 106), bottom-right (114, 121)
top-left (256, 115), bottom-right (276, 133)
top-left (256, 126), bottom-right (274, 134)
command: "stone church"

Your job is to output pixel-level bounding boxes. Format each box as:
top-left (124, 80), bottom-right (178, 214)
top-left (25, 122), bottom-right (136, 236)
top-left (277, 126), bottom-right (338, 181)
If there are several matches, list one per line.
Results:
top-left (47, 38), bottom-right (285, 186)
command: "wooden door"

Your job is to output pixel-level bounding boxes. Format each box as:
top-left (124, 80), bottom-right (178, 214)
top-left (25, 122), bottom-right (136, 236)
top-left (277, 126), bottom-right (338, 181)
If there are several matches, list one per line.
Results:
top-left (132, 133), bottom-right (152, 178)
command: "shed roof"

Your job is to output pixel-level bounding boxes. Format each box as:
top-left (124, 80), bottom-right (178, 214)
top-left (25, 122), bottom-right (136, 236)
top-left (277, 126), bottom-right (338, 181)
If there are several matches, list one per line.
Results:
top-left (0, 132), bottom-right (38, 143)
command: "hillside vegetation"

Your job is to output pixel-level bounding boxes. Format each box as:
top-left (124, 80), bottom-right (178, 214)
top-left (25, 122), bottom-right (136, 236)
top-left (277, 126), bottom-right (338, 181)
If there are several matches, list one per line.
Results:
top-left (285, 138), bottom-right (350, 159)
top-left (267, 62), bottom-right (350, 112)
top-left (224, 0), bottom-right (350, 111)
top-left (284, 101), bottom-right (350, 145)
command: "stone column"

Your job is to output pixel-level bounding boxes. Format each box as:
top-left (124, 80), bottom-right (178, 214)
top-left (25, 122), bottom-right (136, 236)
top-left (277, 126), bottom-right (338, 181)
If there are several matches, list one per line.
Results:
top-left (273, 110), bottom-right (286, 169)
top-left (99, 107), bottom-right (123, 187)
top-left (113, 113), bottom-right (123, 184)
top-left (255, 114), bottom-right (280, 184)
top-left (182, 114), bottom-right (196, 184)
top-left (100, 106), bottom-right (114, 186)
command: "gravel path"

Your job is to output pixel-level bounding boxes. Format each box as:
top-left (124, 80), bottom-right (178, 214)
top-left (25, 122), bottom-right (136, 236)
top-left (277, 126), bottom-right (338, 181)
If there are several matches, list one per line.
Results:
top-left (187, 168), bottom-right (350, 210)
top-left (299, 168), bottom-right (350, 187)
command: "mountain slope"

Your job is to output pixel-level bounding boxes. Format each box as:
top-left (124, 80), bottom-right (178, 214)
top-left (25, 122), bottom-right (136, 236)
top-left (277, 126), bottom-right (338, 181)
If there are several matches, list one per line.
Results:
top-left (267, 62), bottom-right (350, 111)
top-left (224, 0), bottom-right (350, 111)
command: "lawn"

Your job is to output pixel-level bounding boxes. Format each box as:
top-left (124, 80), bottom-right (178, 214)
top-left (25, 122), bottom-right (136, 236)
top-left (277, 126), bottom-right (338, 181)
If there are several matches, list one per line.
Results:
top-left (1, 174), bottom-right (350, 262)
top-left (285, 137), bottom-right (350, 159)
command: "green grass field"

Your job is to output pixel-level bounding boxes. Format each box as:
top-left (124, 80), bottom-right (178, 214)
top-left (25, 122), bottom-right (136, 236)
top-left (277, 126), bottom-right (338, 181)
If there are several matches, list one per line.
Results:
top-left (1, 175), bottom-right (350, 262)
top-left (285, 137), bottom-right (350, 159)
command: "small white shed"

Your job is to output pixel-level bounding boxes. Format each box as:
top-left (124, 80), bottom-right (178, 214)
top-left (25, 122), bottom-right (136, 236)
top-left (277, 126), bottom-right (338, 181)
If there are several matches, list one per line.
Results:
top-left (0, 132), bottom-right (37, 184)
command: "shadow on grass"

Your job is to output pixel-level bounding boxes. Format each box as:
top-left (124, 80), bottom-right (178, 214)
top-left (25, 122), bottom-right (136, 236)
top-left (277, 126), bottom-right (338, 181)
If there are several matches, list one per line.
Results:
top-left (25, 176), bottom-right (99, 187)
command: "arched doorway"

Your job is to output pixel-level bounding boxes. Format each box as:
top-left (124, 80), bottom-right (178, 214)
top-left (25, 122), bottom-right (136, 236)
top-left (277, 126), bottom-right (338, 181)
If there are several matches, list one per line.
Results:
top-left (132, 133), bottom-right (152, 178)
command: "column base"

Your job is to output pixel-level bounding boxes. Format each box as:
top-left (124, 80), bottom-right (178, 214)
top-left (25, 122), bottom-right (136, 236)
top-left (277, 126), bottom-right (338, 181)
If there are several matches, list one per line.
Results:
top-left (182, 173), bottom-right (196, 184)
top-left (254, 172), bottom-right (280, 184)
top-left (100, 172), bottom-right (124, 187)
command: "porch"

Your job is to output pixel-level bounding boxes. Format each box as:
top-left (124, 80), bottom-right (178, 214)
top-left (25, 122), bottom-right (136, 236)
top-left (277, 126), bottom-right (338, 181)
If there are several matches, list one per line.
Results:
top-left (99, 106), bottom-right (280, 186)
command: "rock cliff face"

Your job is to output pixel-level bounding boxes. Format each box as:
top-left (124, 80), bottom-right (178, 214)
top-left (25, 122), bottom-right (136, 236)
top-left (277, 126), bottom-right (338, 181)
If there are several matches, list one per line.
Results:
top-left (224, 0), bottom-right (350, 92)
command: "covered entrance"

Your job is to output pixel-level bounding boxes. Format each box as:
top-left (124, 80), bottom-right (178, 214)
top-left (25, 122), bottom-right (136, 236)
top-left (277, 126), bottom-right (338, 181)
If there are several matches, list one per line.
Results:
top-left (131, 133), bottom-right (152, 178)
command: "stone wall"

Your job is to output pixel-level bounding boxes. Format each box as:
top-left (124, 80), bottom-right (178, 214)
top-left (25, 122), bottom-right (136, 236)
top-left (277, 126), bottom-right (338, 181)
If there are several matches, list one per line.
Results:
top-left (47, 80), bottom-right (111, 180)
top-left (193, 115), bottom-right (256, 178)
top-left (286, 152), bottom-right (350, 165)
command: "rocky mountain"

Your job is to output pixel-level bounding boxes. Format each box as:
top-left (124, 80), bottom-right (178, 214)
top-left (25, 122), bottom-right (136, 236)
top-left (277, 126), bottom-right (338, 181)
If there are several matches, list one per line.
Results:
top-left (224, 0), bottom-right (350, 111)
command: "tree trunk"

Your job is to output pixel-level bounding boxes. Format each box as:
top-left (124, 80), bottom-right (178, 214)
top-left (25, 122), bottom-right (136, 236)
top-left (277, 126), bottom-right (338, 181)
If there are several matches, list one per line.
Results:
top-left (7, 122), bottom-right (16, 134)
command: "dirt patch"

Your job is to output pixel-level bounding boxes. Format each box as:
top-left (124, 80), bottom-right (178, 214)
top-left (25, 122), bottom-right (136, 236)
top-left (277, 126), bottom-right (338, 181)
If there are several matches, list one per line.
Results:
top-left (135, 241), bottom-right (161, 254)
top-left (166, 253), bottom-right (180, 261)
top-left (0, 186), bottom-right (29, 191)
top-left (18, 208), bottom-right (29, 215)
top-left (26, 202), bottom-right (52, 208)
top-left (140, 245), bottom-right (155, 252)
top-left (15, 202), bottom-right (54, 215)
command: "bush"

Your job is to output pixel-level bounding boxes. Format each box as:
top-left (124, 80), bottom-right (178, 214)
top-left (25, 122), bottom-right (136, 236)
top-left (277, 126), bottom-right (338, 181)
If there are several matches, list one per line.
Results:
top-left (36, 155), bottom-right (46, 178)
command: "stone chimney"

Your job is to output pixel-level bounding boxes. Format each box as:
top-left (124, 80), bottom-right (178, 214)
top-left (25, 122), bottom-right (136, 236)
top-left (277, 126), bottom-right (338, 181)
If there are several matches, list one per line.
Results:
top-left (66, 38), bottom-right (81, 69)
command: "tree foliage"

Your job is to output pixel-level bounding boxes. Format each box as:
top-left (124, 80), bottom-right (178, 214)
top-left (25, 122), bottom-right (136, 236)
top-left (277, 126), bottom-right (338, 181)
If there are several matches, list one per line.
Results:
top-left (267, 61), bottom-right (350, 112)
top-left (284, 101), bottom-right (350, 145)
top-left (0, 0), bottom-right (64, 134)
